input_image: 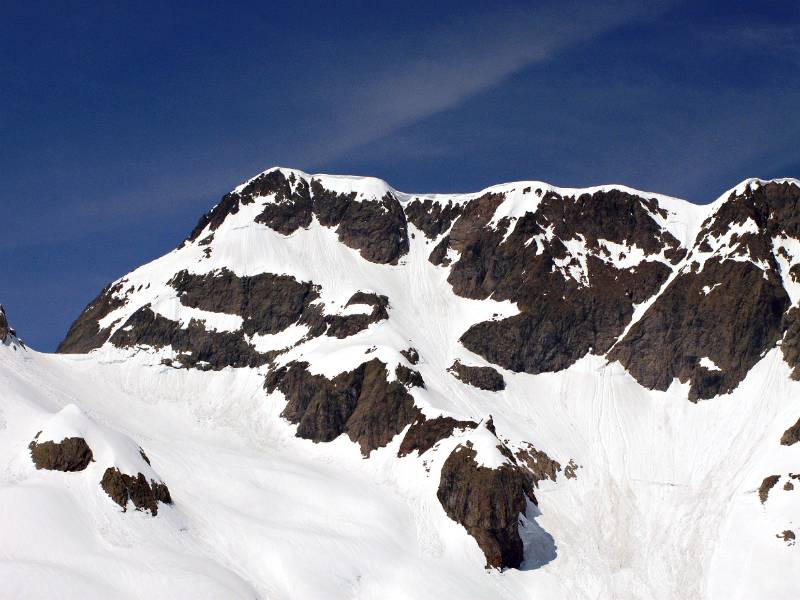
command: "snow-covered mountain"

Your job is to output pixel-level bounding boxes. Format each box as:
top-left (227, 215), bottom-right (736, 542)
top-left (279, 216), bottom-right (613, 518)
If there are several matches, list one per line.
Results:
top-left (3, 169), bottom-right (800, 599)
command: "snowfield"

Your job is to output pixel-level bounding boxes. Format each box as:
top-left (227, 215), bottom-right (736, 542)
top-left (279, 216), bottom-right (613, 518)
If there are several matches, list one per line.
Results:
top-left (1, 171), bottom-right (799, 599)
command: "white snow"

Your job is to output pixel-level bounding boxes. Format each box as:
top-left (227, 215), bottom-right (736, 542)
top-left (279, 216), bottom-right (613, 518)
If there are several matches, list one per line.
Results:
top-left (699, 357), bottom-right (721, 371)
top-left (4, 172), bottom-right (800, 599)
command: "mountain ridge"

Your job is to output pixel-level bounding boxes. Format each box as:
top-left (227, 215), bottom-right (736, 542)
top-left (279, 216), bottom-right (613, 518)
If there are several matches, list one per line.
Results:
top-left (3, 167), bottom-right (798, 599)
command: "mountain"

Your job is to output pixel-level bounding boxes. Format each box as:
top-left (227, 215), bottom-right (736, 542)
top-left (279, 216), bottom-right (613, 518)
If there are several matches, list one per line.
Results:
top-left (3, 168), bottom-right (800, 599)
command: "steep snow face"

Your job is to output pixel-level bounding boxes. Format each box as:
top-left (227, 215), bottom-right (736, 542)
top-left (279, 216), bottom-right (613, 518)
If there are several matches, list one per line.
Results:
top-left (5, 170), bottom-right (800, 598)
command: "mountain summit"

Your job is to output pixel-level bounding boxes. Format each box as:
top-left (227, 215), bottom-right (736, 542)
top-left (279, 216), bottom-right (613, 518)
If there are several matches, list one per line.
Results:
top-left (3, 169), bottom-right (800, 599)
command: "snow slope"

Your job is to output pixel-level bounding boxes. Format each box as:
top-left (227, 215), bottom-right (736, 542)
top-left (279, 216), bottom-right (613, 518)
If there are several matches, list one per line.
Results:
top-left (2, 171), bottom-right (800, 599)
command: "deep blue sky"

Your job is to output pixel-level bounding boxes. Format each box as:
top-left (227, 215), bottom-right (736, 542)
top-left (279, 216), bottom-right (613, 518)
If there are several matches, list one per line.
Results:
top-left (2, 0), bottom-right (798, 351)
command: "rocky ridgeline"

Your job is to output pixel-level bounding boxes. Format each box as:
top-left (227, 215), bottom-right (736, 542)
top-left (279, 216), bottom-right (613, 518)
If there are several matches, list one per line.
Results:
top-left (56, 169), bottom-right (800, 567)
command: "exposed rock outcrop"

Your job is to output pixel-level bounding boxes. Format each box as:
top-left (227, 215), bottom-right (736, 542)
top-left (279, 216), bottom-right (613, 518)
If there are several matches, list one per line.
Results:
top-left (58, 282), bottom-right (127, 353)
top-left (448, 360), bottom-right (505, 391)
top-left (29, 435), bottom-right (94, 471)
top-left (759, 475), bottom-right (781, 504)
top-left (169, 268), bottom-right (320, 336)
top-left (265, 359), bottom-right (419, 455)
top-left (441, 189), bottom-right (677, 376)
top-left (110, 305), bottom-right (270, 369)
top-left (0, 305), bottom-right (10, 341)
top-left (404, 198), bottom-right (464, 239)
top-left (325, 292), bottom-right (389, 338)
top-left (310, 180), bottom-right (409, 264)
top-left (400, 347), bottom-right (420, 365)
top-left (397, 415), bottom-right (477, 457)
top-left (515, 442), bottom-right (562, 485)
top-left (100, 467), bottom-right (172, 516)
top-left (612, 181), bottom-right (800, 400)
top-left (780, 417), bottom-right (800, 446)
top-left (437, 443), bottom-right (536, 569)
top-left (609, 259), bottom-right (788, 400)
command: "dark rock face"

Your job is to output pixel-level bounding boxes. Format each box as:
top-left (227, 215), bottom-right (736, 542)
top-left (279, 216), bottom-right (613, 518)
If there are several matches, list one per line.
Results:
top-left (609, 259), bottom-right (788, 400)
top-left (310, 179), bottom-right (409, 264)
top-left (252, 171), bottom-right (313, 234)
top-left (109, 305), bottom-right (270, 370)
top-left (448, 360), bottom-right (505, 391)
top-left (397, 415), bottom-right (477, 457)
top-left (400, 347), bottom-right (419, 365)
top-left (437, 190), bottom-right (677, 376)
top-left (185, 191), bottom-right (253, 244)
top-left (780, 307), bottom-right (800, 381)
top-left (394, 364), bottom-right (425, 389)
top-left (612, 182), bottom-right (800, 400)
top-left (100, 467), bottom-right (172, 516)
top-left (437, 443), bottom-right (536, 569)
top-left (777, 530), bottom-right (796, 545)
top-left (265, 359), bottom-right (420, 455)
top-left (515, 442), bottom-right (562, 485)
top-left (780, 417), bottom-right (800, 446)
top-left (404, 198), bottom-right (464, 239)
top-left (65, 267), bottom-right (390, 367)
top-left (0, 306), bottom-right (10, 341)
top-left (29, 436), bottom-right (94, 471)
top-left (169, 268), bottom-right (320, 336)
top-left (58, 282), bottom-right (127, 353)
top-left (185, 169), bottom-right (313, 243)
top-left (759, 475), bottom-right (781, 503)
top-left (325, 292), bottom-right (389, 339)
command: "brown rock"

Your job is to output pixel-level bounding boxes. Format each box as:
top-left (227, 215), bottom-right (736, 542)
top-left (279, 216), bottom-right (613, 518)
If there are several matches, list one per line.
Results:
top-left (400, 347), bottom-right (420, 365)
top-left (515, 442), bottom-right (561, 485)
top-left (777, 530), bottom-right (796, 544)
top-left (29, 436), bottom-right (94, 471)
top-left (759, 475), bottom-right (781, 504)
top-left (437, 443), bottom-right (536, 569)
top-left (109, 305), bottom-right (271, 370)
top-left (404, 198), bottom-right (463, 239)
top-left (448, 360), bottom-right (505, 391)
top-left (780, 416), bottom-right (800, 446)
top-left (397, 415), bottom-right (477, 457)
top-left (0, 306), bottom-right (10, 341)
top-left (311, 180), bottom-right (409, 265)
top-left (266, 359), bottom-right (420, 456)
top-left (58, 282), bottom-right (128, 353)
top-left (100, 467), bottom-right (172, 516)
top-left (610, 259), bottom-right (788, 400)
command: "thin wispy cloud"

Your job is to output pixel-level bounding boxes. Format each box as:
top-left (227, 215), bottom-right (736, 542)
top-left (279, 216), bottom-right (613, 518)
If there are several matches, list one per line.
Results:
top-left (301, 1), bottom-right (678, 164)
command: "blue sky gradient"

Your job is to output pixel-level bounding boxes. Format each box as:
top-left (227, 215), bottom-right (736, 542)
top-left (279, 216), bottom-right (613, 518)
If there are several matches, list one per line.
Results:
top-left (2, 0), bottom-right (799, 350)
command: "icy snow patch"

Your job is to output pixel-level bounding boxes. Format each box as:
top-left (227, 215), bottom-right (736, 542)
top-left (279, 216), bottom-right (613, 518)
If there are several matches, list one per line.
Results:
top-left (699, 357), bottom-right (721, 372)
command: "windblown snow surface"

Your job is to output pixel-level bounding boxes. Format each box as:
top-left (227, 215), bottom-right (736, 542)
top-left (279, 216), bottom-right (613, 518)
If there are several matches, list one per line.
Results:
top-left (1, 170), bottom-right (799, 599)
